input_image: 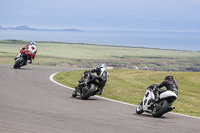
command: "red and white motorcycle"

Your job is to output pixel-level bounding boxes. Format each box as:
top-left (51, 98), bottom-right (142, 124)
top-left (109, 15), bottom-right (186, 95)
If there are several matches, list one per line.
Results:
top-left (14, 44), bottom-right (36, 69)
top-left (14, 50), bottom-right (32, 69)
top-left (136, 85), bottom-right (178, 117)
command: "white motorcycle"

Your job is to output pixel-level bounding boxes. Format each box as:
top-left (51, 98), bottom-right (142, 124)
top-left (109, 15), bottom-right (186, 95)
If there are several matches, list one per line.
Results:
top-left (136, 85), bottom-right (178, 117)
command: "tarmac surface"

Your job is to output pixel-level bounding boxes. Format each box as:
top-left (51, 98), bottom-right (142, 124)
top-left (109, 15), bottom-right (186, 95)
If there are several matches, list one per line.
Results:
top-left (0, 64), bottom-right (199, 133)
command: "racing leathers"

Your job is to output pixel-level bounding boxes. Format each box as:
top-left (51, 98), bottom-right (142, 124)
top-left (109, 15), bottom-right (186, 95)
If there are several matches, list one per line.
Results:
top-left (90, 67), bottom-right (109, 95)
top-left (77, 66), bottom-right (109, 95)
top-left (15, 44), bottom-right (37, 64)
top-left (149, 79), bottom-right (178, 100)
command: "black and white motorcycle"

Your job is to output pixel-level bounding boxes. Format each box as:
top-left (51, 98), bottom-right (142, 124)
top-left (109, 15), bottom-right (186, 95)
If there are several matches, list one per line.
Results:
top-left (136, 85), bottom-right (178, 117)
top-left (72, 71), bottom-right (103, 100)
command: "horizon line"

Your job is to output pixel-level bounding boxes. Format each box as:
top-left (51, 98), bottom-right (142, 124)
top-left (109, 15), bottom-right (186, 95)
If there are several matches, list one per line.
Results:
top-left (1, 25), bottom-right (200, 33)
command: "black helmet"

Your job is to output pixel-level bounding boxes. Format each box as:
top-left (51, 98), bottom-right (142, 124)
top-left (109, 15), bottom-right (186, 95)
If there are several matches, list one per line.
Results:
top-left (165, 75), bottom-right (174, 80)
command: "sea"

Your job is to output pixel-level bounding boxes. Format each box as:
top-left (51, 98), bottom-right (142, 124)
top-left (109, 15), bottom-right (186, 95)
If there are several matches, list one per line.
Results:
top-left (0, 29), bottom-right (200, 51)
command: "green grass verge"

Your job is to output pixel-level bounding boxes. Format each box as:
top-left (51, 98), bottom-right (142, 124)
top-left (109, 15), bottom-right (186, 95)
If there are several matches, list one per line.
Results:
top-left (54, 69), bottom-right (200, 117)
top-left (1, 40), bottom-right (200, 71)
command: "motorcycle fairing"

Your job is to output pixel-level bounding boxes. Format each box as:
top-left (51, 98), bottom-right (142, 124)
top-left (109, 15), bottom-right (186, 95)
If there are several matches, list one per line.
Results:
top-left (160, 90), bottom-right (177, 99)
top-left (143, 89), bottom-right (155, 111)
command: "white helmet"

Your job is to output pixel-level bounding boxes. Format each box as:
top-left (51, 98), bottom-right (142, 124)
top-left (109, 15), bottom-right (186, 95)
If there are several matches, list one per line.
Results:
top-left (98, 63), bottom-right (106, 69)
top-left (98, 63), bottom-right (108, 79)
top-left (30, 41), bottom-right (36, 45)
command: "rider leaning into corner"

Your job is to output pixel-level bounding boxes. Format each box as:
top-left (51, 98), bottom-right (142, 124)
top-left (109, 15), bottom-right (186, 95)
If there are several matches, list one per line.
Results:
top-left (15, 41), bottom-right (37, 65)
top-left (76, 63), bottom-right (109, 95)
top-left (149, 75), bottom-right (178, 101)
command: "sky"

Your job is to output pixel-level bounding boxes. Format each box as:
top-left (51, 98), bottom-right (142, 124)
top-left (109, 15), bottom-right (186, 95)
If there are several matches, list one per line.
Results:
top-left (0, 0), bottom-right (200, 31)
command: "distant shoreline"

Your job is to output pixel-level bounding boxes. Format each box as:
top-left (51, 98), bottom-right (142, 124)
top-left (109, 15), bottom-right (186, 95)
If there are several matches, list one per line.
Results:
top-left (0, 25), bottom-right (81, 32)
top-left (1, 25), bottom-right (200, 33)
top-left (1, 39), bottom-right (197, 52)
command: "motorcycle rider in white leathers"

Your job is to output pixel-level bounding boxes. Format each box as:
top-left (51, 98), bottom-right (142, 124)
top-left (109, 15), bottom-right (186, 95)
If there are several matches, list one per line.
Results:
top-left (15, 41), bottom-right (37, 65)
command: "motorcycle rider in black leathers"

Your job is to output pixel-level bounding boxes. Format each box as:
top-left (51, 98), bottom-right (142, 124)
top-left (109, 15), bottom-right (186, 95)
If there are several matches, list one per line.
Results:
top-left (144, 75), bottom-right (178, 111)
top-left (149, 75), bottom-right (178, 101)
top-left (76, 63), bottom-right (109, 95)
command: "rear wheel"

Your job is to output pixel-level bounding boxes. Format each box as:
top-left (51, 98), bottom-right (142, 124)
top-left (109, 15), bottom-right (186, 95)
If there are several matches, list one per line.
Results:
top-left (152, 100), bottom-right (169, 118)
top-left (14, 58), bottom-right (24, 69)
top-left (81, 84), bottom-right (96, 100)
top-left (136, 101), bottom-right (144, 114)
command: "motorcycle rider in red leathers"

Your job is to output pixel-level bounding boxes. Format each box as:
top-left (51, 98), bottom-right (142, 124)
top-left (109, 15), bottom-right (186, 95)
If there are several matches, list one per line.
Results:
top-left (15, 41), bottom-right (37, 65)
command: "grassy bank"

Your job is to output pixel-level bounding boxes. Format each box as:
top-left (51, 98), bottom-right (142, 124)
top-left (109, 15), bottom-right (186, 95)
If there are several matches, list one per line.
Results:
top-left (54, 70), bottom-right (200, 117)
top-left (1, 40), bottom-right (199, 59)
top-left (1, 40), bottom-right (200, 71)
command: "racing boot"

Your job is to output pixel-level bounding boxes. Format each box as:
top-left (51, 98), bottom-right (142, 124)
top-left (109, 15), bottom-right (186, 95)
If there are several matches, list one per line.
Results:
top-left (94, 88), bottom-right (103, 95)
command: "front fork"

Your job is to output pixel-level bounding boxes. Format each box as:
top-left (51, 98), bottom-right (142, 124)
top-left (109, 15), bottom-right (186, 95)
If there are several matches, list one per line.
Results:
top-left (75, 82), bottom-right (87, 96)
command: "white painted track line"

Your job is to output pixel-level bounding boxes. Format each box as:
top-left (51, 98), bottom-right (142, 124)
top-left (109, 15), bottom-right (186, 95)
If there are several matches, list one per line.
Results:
top-left (50, 72), bottom-right (200, 120)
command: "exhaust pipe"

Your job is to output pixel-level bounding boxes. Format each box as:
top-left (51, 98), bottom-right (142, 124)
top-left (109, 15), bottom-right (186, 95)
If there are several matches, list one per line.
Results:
top-left (168, 106), bottom-right (175, 112)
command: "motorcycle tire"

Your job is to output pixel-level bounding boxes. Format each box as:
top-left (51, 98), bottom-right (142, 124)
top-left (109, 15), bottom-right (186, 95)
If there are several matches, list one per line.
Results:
top-left (81, 84), bottom-right (96, 100)
top-left (152, 100), bottom-right (169, 118)
top-left (136, 101), bottom-right (144, 114)
top-left (14, 58), bottom-right (24, 69)
top-left (72, 90), bottom-right (77, 97)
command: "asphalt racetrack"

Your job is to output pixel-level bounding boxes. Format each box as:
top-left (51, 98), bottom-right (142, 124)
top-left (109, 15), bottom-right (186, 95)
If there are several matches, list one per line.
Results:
top-left (0, 64), bottom-right (199, 133)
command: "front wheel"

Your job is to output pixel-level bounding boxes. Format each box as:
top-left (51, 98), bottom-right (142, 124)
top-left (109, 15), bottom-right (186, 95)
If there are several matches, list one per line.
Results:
top-left (152, 100), bottom-right (169, 118)
top-left (81, 84), bottom-right (96, 100)
top-left (72, 90), bottom-right (77, 97)
top-left (136, 101), bottom-right (144, 114)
